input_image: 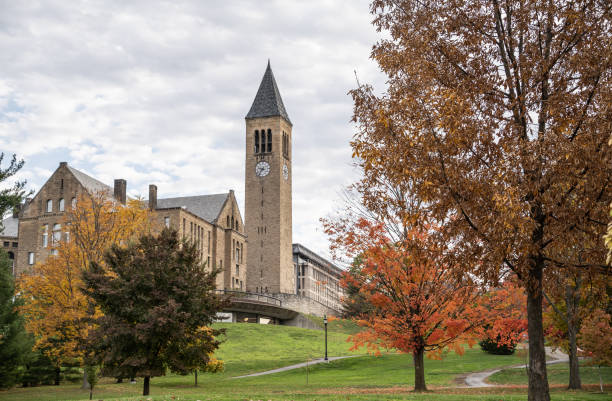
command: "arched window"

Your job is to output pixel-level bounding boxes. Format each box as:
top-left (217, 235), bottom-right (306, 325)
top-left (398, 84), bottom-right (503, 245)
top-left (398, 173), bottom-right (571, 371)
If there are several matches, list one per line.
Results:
top-left (71, 197), bottom-right (77, 209)
top-left (231, 216), bottom-right (234, 230)
top-left (46, 199), bottom-right (53, 212)
top-left (267, 129), bottom-right (272, 152)
top-left (59, 198), bottom-right (65, 212)
top-left (254, 130), bottom-right (259, 153)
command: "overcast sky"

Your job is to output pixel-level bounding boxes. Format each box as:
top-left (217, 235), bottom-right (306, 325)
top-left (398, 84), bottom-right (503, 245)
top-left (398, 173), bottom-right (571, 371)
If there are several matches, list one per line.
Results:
top-left (0, 0), bottom-right (386, 262)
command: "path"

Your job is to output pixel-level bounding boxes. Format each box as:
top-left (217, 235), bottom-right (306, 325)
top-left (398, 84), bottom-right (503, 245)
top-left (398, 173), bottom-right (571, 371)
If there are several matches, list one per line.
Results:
top-left (463, 347), bottom-right (569, 388)
top-left (232, 355), bottom-right (359, 378)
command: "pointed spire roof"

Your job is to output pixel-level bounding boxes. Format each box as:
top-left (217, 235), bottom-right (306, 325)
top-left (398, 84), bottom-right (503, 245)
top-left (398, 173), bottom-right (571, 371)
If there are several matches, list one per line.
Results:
top-left (246, 60), bottom-right (292, 125)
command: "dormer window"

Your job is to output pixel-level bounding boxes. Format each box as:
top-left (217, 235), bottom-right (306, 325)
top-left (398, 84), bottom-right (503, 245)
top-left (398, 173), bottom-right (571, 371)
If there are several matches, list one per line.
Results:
top-left (46, 199), bottom-right (53, 212)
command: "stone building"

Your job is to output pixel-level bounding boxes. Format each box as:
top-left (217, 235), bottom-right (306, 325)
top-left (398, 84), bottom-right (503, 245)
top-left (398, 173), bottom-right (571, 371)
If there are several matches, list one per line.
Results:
top-left (293, 243), bottom-right (344, 312)
top-left (8, 162), bottom-right (245, 291)
top-left (2, 62), bottom-right (345, 316)
top-left (244, 61), bottom-right (294, 295)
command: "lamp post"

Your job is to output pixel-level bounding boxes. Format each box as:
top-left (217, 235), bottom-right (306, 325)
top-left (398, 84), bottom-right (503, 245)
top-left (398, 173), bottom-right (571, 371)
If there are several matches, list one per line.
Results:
top-left (323, 315), bottom-right (328, 361)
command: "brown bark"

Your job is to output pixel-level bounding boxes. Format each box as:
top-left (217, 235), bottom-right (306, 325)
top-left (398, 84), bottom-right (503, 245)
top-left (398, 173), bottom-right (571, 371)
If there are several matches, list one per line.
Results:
top-left (143, 376), bottom-right (150, 396)
top-left (54, 366), bottom-right (61, 386)
top-left (526, 264), bottom-right (550, 401)
top-left (412, 347), bottom-right (427, 392)
top-left (567, 323), bottom-right (581, 389)
top-left (566, 282), bottom-right (582, 390)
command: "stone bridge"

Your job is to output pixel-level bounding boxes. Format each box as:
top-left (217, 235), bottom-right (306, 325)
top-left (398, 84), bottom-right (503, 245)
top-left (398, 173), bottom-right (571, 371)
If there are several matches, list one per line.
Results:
top-left (214, 290), bottom-right (340, 329)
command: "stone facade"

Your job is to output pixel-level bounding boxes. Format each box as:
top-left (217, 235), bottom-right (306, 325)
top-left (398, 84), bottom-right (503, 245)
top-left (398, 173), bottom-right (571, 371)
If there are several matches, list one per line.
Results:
top-left (293, 243), bottom-right (345, 312)
top-left (9, 162), bottom-right (246, 291)
top-left (244, 64), bottom-right (295, 295)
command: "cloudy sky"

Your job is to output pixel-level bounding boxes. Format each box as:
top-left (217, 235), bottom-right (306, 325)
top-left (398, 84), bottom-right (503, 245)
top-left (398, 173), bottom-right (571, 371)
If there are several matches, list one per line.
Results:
top-left (0, 0), bottom-right (386, 262)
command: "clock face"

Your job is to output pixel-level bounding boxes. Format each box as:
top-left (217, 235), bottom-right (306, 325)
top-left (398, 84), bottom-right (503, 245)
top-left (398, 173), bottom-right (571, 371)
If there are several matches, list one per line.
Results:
top-left (282, 164), bottom-right (289, 180)
top-left (255, 161), bottom-right (270, 177)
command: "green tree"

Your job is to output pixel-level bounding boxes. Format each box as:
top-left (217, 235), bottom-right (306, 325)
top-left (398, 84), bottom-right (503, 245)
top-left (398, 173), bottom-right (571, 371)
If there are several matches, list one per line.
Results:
top-left (0, 153), bottom-right (29, 221)
top-left (82, 228), bottom-right (226, 396)
top-left (0, 250), bottom-right (33, 388)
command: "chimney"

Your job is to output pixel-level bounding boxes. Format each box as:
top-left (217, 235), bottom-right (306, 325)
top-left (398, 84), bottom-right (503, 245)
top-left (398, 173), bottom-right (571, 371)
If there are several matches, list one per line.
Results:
top-left (149, 184), bottom-right (157, 210)
top-left (113, 179), bottom-right (127, 205)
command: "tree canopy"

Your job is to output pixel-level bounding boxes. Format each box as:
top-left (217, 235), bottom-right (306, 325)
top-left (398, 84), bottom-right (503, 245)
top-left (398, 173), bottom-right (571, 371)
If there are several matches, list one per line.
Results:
top-left (351, 1), bottom-right (611, 400)
top-left (82, 228), bottom-right (226, 396)
top-left (17, 191), bottom-right (154, 378)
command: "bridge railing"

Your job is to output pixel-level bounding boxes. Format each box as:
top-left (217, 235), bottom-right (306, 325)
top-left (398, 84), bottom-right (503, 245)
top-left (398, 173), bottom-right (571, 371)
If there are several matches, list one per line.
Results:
top-left (215, 289), bottom-right (282, 307)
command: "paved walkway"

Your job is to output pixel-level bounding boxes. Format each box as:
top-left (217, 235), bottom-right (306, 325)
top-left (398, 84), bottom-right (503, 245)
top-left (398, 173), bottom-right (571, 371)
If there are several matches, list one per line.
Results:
top-left (463, 347), bottom-right (569, 388)
top-left (232, 355), bottom-right (359, 379)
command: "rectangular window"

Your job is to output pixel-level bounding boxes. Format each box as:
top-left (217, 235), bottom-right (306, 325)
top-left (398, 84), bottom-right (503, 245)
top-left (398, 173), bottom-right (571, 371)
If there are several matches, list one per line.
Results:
top-left (11, 242), bottom-right (17, 248)
top-left (267, 130), bottom-right (272, 152)
top-left (164, 216), bottom-right (170, 228)
top-left (59, 198), bottom-right (65, 212)
top-left (52, 224), bottom-right (61, 243)
top-left (254, 130), bottom-right (259, 153)
top-left (235, 265), bottom-right (239, 275)
top-left (28, 252), bottom-right (34, 265)
top-left (207, 231), bottom-right (210, 253)
top-left (3, 241), bottom-right (8, 247)
top-left (42, 224), bottom-right (49, 248)
top-left (46, 199), bottom-right (53, 212)
top-left (220, 260), bottom-right (223, 269)
top-left (207, 256), bottom-right (210, 267)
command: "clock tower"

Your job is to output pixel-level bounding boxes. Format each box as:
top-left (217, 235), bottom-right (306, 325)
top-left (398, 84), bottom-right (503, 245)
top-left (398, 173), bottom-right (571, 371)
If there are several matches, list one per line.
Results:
top-left (245, 61), bottom-right (295, 294)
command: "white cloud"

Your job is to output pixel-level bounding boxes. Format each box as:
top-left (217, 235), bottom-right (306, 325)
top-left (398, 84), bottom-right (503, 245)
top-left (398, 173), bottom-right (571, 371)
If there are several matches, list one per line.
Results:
top-left (0, 0), bottom-right (386, 263)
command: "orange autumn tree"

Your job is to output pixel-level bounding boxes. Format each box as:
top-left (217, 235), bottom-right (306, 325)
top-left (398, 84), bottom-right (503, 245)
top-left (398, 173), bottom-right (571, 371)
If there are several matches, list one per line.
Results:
top-left (325, 217), bottom-right (485, 391)
top-left (480, 279), bottom-right (527, 354)
top-left (18, 191), bottom-right (154, 382)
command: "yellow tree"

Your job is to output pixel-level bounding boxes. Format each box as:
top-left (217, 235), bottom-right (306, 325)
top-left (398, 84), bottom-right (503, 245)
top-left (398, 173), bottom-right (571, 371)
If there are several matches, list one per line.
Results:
top-left (18, 191), bottom-right (154, 384)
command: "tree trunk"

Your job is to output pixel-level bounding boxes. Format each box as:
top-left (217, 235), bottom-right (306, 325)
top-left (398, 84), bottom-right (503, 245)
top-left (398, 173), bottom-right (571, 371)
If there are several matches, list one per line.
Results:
top-left (566, 281), bottom-right (581, 389)
top-left (82, 371), bottom-right (90, 389)
top-left (412, 347), bottom-right (427, 392)
top-left (54, 366), bottom-right (61, 386)
top-left (143, 376), bottom-right (150, 396)
top-left (194, 370), bottom-right (198, 387)
top-left (567, 320), bottom-right (581, 389)
top-left (526, 265), bottom-right (550, 401)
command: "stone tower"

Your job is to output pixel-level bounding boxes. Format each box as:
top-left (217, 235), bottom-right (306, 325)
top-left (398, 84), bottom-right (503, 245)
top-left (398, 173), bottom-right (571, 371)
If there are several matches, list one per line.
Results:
top-left (245, 61), bottom-right (295, 294)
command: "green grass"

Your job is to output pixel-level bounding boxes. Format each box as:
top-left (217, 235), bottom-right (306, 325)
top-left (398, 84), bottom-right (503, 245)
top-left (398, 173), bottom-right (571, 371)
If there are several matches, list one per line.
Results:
top-left (0, 322), bottom-right (609, 401)
top-left (489, 362), bottom-right (612, 386)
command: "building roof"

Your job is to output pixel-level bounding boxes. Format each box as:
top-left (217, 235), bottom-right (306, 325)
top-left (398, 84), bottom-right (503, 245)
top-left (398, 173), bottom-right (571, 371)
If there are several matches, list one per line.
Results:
top-left (245, 61), bottom-right (291, 125)
top-left (67, 166), bottom-right (112, 194)
top-left (157, 193), bottom-right (229, 224)
top-left (0, 216), bottom-right (18, 237)
top-left (293, 243), bottom-right (344, 278)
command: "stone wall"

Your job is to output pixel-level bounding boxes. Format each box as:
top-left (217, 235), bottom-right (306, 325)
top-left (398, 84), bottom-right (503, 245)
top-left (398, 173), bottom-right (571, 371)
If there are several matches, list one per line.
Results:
top-left (272, 293), bottom-right (342, 318)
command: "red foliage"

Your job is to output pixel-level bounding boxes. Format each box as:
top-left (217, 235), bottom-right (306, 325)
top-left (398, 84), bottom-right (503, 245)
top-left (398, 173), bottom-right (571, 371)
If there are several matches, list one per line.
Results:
top-left (326, 217), bottom-right (486, 360)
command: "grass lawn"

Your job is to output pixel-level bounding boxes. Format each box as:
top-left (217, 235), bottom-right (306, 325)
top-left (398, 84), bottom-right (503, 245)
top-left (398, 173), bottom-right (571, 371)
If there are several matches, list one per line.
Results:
top-left (0, 321), bottom-right (609, 401)
top-left (489, 361), bottom-right (612, 386)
